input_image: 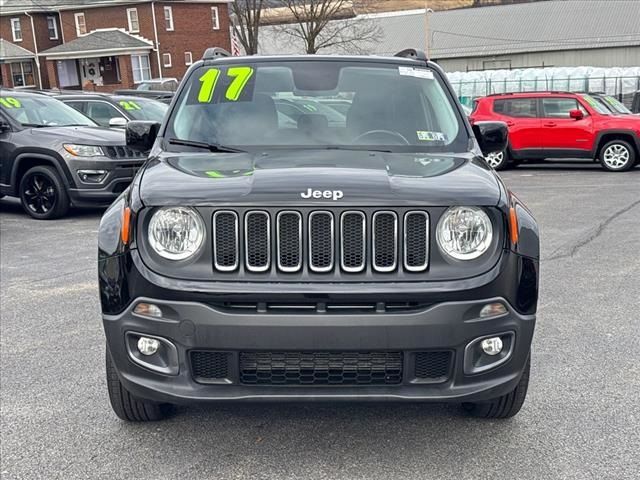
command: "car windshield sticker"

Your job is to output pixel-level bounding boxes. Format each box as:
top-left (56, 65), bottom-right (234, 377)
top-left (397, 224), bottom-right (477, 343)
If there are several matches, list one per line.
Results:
top-left (197, 66), bottom-right (255, 103)
top-left (198, 68), bottom-right (221, 103)
top-left (417, 131), bottom-right (447, 142)
top-left (582, 95), bottom-right (600, 108)
top-left (119, 100), bottom-right (141, 110)
top-left (0, 97), bottom-right (22, 108)
top-left (398, 66), bottom-right (434, 80)
top-left (225, 66), bottom-right (254, 101)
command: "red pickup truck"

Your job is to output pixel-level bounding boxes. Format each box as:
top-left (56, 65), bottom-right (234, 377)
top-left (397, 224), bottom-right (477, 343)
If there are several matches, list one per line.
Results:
top-left (470, 91), bottom-right (640, 171)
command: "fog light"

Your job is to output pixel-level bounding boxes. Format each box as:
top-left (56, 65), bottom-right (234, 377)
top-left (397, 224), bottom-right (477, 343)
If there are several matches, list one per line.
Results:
top-left (134, 302), bottom-right (163, 318)
top-left (137, 337), bottom-right (160, 356)
top-left (77, 169), bottom-right (107, 183)
top-left (480, 302), bottom-right (507, 318)
top-left (480, 337), bottom-right (503, 356)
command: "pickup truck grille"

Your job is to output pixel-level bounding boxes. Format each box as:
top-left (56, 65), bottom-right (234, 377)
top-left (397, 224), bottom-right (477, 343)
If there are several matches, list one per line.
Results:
top-left (212, 208), bottom-right (430, 275)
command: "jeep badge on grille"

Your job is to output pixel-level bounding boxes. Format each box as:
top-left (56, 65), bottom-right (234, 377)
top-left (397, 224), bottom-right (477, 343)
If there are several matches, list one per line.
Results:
top-left (300, 189), bottom-right (344, 200)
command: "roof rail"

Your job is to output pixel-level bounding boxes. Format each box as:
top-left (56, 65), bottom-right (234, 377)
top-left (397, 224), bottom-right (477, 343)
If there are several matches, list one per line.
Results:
top-left (203, 47), bottom-right (231, 60)
top-left (487, 90), bottom-right (577, 97)
top-left (394, 48), bottom-right (428, 62)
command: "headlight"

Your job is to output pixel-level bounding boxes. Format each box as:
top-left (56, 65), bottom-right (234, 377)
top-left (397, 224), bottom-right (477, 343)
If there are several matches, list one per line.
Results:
top-left (436, 206), bottom-right (493, 260)
top-left (63, 144), bottom-right (104, 157)
top-left (148, 207), bottom-right (205, 260)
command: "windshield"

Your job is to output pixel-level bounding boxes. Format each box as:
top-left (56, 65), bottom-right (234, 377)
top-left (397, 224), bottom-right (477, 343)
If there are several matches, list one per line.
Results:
top-left (0, 94), bottom-right (96, 127)
top-left (600, 95), bottom-right (632, 114)
top-left (580, 94), bottom-right (612, 115)
top-left (115, 97), bottom-right (169, 121)
top-left (136, 82), bottom-right (156, 91)
top-left (166, 61), bottom-right (467, 153)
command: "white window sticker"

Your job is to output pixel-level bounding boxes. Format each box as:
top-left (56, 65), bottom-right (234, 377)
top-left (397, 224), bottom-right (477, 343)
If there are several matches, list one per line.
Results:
top-left (398, 66), bottom-right (434, 79)
top-left (417, 131), bottom-right (447, 142)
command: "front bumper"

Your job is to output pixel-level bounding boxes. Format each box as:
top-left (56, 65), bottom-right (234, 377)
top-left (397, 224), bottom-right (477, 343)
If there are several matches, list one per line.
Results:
top-left (67, 157), bottom-right (144, 207)
top-left (104, 295), bottom-right (535, 404)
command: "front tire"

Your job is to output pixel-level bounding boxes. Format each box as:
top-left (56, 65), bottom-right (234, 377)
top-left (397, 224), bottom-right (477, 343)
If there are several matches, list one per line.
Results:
top-left (599, 140), bottom-right (636, 172)
top-left (485, 149), bottom-right (511, 170)
top-left (106, 348), bottom-right (169, 422)
top-left (462, 354), bottom-right (530, 419)
top-left (19, 166), bottom-right (70, 219)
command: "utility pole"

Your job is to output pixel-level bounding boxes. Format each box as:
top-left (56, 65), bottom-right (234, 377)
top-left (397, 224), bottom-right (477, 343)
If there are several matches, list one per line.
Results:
top-left (424, 3), bottom-right (434, 59)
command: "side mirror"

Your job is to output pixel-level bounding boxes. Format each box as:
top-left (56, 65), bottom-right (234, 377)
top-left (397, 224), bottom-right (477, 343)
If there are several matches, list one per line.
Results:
top-left (472, 121), bottom-right (508, 155)
top-left (569, 109), bottom-right (584, 120)
top-left (126, 121), bottom-right (160, 152)
top-left (109, 117), bottom-right (128, 128)
top-left (0, 119), bottom-right (11, 132)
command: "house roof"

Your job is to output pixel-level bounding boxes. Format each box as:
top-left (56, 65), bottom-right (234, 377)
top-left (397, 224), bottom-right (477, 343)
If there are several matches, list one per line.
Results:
top-left (0, 38), bottom-right (35, 62)
top-left (40, 29), bottom-right (153, 59)
top-left (258, 0), bottom-right (640, 59)
top-left (0, 0), bottom-right (232, 15)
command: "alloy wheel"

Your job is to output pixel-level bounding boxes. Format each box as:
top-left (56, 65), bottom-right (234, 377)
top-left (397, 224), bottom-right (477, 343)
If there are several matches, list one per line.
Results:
top-left (602, 144), bottom-right (630, 169)
top-left (23, 173), bottom-right (57, 215)
top-left (486, 151), bottom-right (504, 168)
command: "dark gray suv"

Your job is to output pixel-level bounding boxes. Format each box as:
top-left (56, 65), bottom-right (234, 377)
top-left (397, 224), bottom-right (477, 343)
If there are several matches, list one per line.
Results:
top-left (100, 48), bottom-right (539, 422)
top-left (0, 90), bottom-right (145, 219)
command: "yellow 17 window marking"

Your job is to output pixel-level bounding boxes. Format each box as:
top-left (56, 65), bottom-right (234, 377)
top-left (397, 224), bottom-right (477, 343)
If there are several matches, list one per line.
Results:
top-left (198, 67), bottom-right (254, 103)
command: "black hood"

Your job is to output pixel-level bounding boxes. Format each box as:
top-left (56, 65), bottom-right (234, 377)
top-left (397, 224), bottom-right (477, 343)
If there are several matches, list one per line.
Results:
top-left (139, 150), bottom-right (503, 207)
top-left (27, 126), bottom-right (126, 146)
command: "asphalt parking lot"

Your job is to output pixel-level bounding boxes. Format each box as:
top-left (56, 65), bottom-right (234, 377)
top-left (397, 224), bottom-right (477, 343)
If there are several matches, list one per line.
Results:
top-left (1, 163), bottom-right (639, 480)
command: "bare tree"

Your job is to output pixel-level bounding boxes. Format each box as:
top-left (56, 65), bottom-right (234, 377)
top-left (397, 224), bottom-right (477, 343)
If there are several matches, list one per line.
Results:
top-left (230, 0), bottom-right (265, 55)
top-left (274, 1), bottom-right (381, 54)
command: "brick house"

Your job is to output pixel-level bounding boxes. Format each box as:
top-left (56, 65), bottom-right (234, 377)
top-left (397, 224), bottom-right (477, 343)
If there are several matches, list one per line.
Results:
top-left (0, 0), bottom-right (232, 92)
top-left (0, 9), bottom-right (63, 88)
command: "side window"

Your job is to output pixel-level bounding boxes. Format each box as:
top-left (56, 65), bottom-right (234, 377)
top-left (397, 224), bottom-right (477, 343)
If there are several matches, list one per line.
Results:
top-left (541, 98), bottom-right (579, 118)
top-left (64, 101), bottom-right (86, 114)
top-left (493, 98), bottom-right (537, 118)
top-left (86, 101), bottom-right (123, 126)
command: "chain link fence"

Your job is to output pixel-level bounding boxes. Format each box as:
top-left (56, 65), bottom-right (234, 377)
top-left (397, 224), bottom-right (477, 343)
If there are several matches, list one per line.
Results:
top-left (448, 72), bottom-right (640, 109)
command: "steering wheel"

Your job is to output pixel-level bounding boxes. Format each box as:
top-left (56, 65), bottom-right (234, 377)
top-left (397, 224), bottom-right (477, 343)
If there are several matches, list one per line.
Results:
top-left (352, 129), bottom-right (410, 145)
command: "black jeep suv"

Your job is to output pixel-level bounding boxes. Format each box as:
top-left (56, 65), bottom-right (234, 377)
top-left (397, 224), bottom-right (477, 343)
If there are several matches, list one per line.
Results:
top-left (99, 48), bottom-right (539, 421)
top-left (0, 90), bottom-right (145, 219)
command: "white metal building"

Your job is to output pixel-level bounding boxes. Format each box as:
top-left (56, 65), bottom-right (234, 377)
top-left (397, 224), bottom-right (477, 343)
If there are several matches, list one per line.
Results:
top-left (258, 0), bottom-right (640, 71)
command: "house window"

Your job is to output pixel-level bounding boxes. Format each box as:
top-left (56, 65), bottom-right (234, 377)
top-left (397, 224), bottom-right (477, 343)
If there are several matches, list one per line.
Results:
top-left (127, 8), bottom-right (140, 33)
top-left (211, 7), bottom-right (220, 30)
top-left (74, 13), bottom-right (87, 36)
top-left (11, 61), bottom-right (35, 87)
top-left (164, 6), bottom-right (174, 31)
top-left (162, 53), bottom-right (172, 68)
top-left (47, 16), bottom-right (59, 40)
top-left (131, 54), bottom-right (151, 83)
top-left (10, 18), bottom-right (22, 42)
top-left (184, 52), bottom-right (193, 66)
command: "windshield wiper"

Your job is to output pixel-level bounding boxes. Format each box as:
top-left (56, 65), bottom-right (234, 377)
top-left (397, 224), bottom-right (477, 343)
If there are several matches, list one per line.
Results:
top-left (168, 138), bottom-right (245, 153)
top-left (320, 145), bottom-right (393, 153)
top-left (21, 123), bottom-right (47, 128)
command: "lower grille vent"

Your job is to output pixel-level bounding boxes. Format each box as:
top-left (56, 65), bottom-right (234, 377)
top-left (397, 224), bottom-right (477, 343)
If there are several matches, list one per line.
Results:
top-left (414, 351), bottom-right (452, 381)
top-left (240, 351), bottom-right (403, 386)
top-left (191, 351), bottom-right (232, 383)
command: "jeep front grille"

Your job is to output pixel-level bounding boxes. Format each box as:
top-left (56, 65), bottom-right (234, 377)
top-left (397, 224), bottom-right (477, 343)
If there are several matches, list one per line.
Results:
top-left (309, 211), bottom-right (334, 272)
top-left (104, 145), bottom-right (145, 159)
top-left (245, 211), bottom-right (270, 272)
top-left (213, 211), bottom-right (239, 271)
top-left (212, 208), bottom-right (430, 275)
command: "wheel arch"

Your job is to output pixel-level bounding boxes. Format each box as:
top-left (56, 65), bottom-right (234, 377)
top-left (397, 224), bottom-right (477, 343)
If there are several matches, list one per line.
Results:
top-left (593, 130), bottom-right (640, 161)
top-left (11, 152), bottom-right (73, 196)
